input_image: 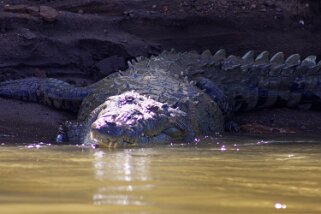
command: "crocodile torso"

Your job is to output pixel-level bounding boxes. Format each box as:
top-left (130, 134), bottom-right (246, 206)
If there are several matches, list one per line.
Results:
top-left (0, 49), bottom-right (320, 146)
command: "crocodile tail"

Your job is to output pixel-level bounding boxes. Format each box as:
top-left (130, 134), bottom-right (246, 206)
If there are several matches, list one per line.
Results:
top-left (205, 50), bottom-right (321, 111)
top-left (253, 52), bottom-right (321, 110)
top-left (122, 49), bottom-right (321, 111)
top-left (0, 77), bottom-right (89, 112)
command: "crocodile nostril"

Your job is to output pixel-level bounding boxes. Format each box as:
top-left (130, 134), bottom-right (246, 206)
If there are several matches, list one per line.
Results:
top-left (106, 121), bottom-right (116, 126)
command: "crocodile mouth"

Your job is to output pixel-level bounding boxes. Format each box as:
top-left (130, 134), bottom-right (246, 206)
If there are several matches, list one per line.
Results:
top-left (90, 117), bottom-right (185, 147)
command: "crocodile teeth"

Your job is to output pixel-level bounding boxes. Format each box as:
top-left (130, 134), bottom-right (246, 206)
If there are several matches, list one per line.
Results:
top-left (270, 52), bottom-right (285, 64)
top-left (108, 141), bottom-right (114, 147)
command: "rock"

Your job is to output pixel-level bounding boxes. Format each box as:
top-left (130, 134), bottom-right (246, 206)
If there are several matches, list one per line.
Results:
top-left (276, 7), bottom-right (282, 12)
top-left (0, 21), bottom-right (6, 33)
top-left (264, 0), bottom-right (276, 8)
top-left (39, 6), bottom-right (58, 22)
top-left (3, 4), bottom-right (58, 22)
top-left (3, 4), bottom-right (29, 13)
top-left (18, 28), bottom-right (36, 40)
top-left (26, 6), bottom-right (39, 16)
top-left (4, 4), bottom-right (40, 16)
top-left (240, 123), bottom-right (296, 134)
top-left (93, 56), bottom-right (126, 80)
top-left (259, 8), bottom-right (267, 12)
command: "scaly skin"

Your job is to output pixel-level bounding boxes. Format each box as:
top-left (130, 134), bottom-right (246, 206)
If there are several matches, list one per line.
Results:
top-left (60, 70), bottom-right (223, 146)
top-left (0, 49), bottom-right (320, 146)
top-left (88, 91), bottom-right (196, 146)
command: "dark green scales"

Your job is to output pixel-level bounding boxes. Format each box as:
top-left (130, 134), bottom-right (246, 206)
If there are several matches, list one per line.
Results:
top-left (0, 49), bottom-right (320, 146)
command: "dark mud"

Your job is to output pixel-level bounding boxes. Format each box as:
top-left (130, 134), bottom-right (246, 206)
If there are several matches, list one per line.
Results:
top-left (0, 0), bottom-right (320, 144)
top-left (0, 98), bottom-right (74, 144)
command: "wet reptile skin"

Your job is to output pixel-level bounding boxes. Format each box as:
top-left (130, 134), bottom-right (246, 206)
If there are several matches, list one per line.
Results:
top-left (0, 49), bottom-right (320, 146)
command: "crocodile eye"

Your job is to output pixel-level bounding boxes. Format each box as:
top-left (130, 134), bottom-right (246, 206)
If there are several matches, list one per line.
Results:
top-left (146, 105), bottom-right (159, 112)
top-left (125, 95), bottom-right (135, 102)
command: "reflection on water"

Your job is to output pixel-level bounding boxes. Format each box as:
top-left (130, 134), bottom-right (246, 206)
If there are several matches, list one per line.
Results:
top-left (0, 136), bottom-right (321, 214)
top-left (93, 150), bottom-right (151, 181)
top-left (92, 149), bottom-right (152, 206)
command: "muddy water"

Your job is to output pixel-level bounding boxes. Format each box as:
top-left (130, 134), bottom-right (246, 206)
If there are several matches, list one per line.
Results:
top-left (0, 136), bottom-right (320, 214)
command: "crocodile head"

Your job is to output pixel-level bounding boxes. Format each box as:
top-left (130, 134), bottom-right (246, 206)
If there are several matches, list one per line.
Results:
top-left (89, 91), bottom-right (193, 147)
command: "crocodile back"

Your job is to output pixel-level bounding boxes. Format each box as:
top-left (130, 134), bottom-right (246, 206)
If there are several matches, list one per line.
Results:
top-left (126, 49), bottom-right (321, 111)
top-left (79, 71), bottom-right (224, 136)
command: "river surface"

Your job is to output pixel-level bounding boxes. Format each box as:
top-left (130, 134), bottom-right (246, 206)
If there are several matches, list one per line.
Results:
top-left (0, 136), bottom-right (320, 214)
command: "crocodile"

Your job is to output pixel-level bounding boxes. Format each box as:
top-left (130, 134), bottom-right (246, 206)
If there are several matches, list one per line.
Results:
top-left (0, 49), bottom-right (320, 147)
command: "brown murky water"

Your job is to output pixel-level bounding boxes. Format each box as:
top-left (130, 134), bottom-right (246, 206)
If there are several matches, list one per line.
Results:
top-left (0, 136), bottom-right (320, 214)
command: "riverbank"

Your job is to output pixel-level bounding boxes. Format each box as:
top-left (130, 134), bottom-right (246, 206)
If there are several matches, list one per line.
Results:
top-left (0, 0), bottom-right (320, 144)
top-left (1, 98), bottom-right (320, 144)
